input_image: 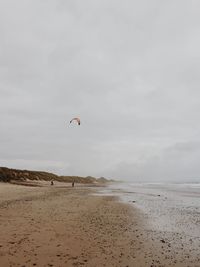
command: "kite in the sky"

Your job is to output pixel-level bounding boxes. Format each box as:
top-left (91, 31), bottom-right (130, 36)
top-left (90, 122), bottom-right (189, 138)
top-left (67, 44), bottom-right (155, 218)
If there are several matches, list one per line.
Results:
top-left (70, 117), bottom-right (81, 125)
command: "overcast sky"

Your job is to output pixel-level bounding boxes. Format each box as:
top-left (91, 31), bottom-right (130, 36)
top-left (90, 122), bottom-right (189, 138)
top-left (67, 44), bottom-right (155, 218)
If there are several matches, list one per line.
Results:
top-left (1, 0), bottom-right (200, 182)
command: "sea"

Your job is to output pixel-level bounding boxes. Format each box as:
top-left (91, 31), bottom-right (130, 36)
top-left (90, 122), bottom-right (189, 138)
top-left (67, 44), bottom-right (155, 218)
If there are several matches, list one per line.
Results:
top-left (95, 182), bottom-right (200, 237)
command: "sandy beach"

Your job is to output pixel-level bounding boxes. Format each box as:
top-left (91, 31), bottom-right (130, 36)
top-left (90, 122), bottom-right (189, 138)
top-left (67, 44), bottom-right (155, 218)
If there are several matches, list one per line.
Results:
top-left (0, 182), bottom-right (200, 267)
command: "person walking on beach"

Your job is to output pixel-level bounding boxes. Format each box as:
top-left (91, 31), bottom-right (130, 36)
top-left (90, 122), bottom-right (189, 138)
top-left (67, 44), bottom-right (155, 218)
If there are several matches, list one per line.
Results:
top-left (72, 180), bottom-right (75, 187)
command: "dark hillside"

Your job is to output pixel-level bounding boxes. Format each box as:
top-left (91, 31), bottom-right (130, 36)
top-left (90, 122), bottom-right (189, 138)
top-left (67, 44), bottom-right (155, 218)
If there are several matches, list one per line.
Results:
top-left (0, 167), bottom-right (111, 184)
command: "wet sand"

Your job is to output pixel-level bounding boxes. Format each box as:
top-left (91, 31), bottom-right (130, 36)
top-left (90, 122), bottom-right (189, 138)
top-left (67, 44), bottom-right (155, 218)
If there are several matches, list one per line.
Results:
top-left (0, 182), bottom-right (199, 267)
top-left (98, 183), bottom-right (200, 267)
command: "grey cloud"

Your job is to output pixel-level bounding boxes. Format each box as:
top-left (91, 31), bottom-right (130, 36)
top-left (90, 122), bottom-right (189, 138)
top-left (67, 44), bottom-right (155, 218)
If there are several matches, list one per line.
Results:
top-left (0, 1), bottom-right (200, 181)
top-left (109, 141), bottom-right (200, 182)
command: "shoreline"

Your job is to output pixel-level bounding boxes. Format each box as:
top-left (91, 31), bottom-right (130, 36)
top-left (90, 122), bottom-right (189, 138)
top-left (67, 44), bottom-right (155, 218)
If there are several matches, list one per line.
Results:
top-left (96, 182), bottom-right (200, 267)
top-left (0, 182), bottom-right (200, 267)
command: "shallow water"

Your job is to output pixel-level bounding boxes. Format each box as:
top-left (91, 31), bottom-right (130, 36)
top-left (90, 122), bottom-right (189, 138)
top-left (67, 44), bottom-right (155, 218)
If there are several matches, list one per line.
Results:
top-left (96, 183), bottom-right (200, 237)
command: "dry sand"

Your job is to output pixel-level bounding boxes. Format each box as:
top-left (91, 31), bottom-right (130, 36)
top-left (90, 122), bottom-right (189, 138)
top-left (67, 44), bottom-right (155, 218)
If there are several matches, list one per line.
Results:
top-left (0, 182), bottom-right (199, 267)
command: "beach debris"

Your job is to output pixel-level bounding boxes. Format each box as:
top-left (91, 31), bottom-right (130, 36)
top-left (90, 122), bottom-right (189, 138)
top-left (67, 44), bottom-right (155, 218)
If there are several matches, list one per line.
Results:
top-left (160, 239), bottom-right (166, 243)
top-left (70, 117), bottom-right (81, 125)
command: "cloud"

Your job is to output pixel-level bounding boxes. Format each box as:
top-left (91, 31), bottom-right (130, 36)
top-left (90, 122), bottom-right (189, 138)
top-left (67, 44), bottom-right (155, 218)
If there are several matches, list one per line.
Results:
top-left (108, 141), bottom-right (200, 182)
top-left (0, 0), bottom-right (200, 181)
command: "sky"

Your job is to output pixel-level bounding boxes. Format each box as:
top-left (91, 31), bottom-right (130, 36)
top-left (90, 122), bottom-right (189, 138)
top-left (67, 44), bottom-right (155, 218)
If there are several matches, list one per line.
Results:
top-left (1, 0), bottom-right (200, 182)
